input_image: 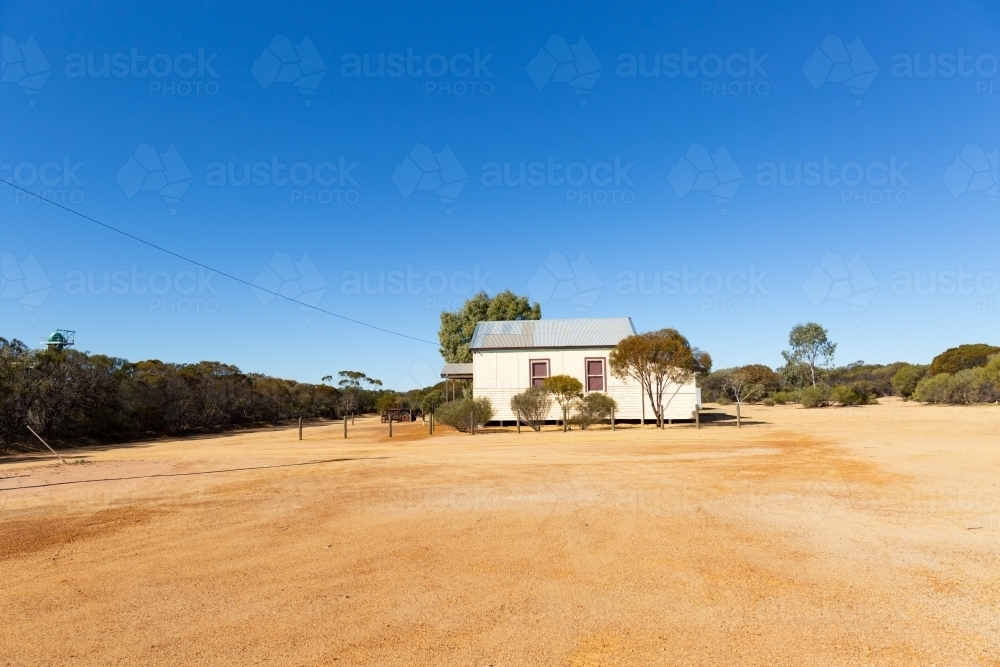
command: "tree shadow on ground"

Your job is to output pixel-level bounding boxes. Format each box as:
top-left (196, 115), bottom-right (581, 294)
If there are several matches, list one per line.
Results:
top-left (0, 456), bottom-right (389, 491)
top-left (698, 408), bottom-right (768, 426)
top-left (0, 417), bottom-right (351, 463)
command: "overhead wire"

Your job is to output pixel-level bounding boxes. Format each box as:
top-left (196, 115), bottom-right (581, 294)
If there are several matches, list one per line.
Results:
top-left (0, 178), bottom-right (437, 345)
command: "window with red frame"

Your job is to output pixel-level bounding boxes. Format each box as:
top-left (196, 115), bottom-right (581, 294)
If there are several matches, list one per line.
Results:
top-left (530, 360), bottom-right (549, 387)
top-left (586, 358), bottom-right (605, 391)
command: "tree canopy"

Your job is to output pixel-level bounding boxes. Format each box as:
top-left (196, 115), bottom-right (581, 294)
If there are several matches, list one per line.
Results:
top-left (609, 328), bottom-right (711, 427)
top-left (928, 344), bottom-right (1000, 376)
top-left (510, 386), bottom-right (553, 432)
top-left (420, 390), bottom-right (446, 415)
top-left (542, 374), bottom-right (584, 431)
top-left (0, 337), bottom-right (344, 448)
top-left (722, 364), bottom-right (777, 427)
top-left (782, 323), bottom-right (836, 388)
top-left (438, 290), bottom-right (541, 363)
top-left (331, 370), bottom-right (382, 390)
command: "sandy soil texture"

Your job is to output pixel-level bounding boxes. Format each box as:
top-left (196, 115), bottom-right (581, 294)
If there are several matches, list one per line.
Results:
top-left (2, 399), bottom-right (1000, 666)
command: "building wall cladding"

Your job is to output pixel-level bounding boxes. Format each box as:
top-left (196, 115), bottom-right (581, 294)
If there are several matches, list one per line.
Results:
top-left (473, 348), bottom-right (699, 422)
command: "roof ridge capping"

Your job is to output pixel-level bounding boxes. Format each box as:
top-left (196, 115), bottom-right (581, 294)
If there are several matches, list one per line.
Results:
top-left (470, 317), bottom-right (635, 351)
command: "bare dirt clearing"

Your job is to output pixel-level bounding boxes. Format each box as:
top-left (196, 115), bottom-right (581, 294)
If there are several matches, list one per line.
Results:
top-left (2, 399), bottom-right (999, 666)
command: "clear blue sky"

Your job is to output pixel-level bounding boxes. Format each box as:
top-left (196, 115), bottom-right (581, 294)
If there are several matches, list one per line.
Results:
top-left (2, 1), bottom-right (998, 389)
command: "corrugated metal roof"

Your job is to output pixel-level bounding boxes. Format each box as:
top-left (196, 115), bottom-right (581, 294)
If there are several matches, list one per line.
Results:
top-left (469, 318), bottom-right (635, 350)
top-left (440, 363), bottom-right (474, 377)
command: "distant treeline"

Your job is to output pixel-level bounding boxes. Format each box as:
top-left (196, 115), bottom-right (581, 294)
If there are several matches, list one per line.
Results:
top-left (0, 338), bottom-right (393, 449)
top-left (701, 343), bottom-right (1000, 407)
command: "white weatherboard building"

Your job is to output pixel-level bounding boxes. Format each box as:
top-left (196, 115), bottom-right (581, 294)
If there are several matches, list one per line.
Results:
top-left (464, 317), bottom-right (701, 425)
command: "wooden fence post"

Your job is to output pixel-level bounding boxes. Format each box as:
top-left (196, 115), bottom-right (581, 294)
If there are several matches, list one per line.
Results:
top-left (388, 413), bottom-right (393, 437)
top-left (298, 416), bottom-right (303, 440)
top-left (344, 415), bottom-right (347, 439)
top-left (25, 424), bottom-right (67, 465)
top-left (611, 406), bottom-right (615, 431)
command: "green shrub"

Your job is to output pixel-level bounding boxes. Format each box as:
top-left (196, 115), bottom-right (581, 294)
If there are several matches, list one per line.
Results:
top-left (830, 384), bottom-right (868, 406)
top-left (510, 387), bottom-right (552, 431)
top-left (437, 397), bottom-right (495, 432)
top-left (929, 344), bottom-right (1000, 376)
top-left (771, 390), bottom-right (798, 405)
top-left (761, 397), bottom-right (775, 406)
top-left (827, 361), bottom-right (908, 397)
top-left (375, 391), bottom-right (402, 415)
top-left (698, 368), bottom-right (731, 403)
top-left (891, 364), bottom-right (929, 397)
top-left (913, 373), bottom-right (951, 403)
top-left (912, 370), bottom-right (983, 404)
top-left (716, 394), bottom-right (732, 405)
top-left (800, 386), bottom-right (829, 408)
top-left (420, 390), bottom-right (446, 416)
top-left (976, 355), bottom-right (1000, 403)
top-left (569, 392), bottom-right (618, 430)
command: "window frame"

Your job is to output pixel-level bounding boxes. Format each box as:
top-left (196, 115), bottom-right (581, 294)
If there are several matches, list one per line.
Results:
top-left (529, 358), bottom-right (550, 388)
top-left (584, 357), bottom-right (607, 392)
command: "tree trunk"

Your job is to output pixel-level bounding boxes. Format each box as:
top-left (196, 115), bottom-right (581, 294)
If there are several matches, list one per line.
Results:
top-left (736, 401), bottom-right (742, 428)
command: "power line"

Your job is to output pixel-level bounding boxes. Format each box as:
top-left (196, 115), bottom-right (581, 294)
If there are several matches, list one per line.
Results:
top-left (0, 178), bottom-right (437, 345)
